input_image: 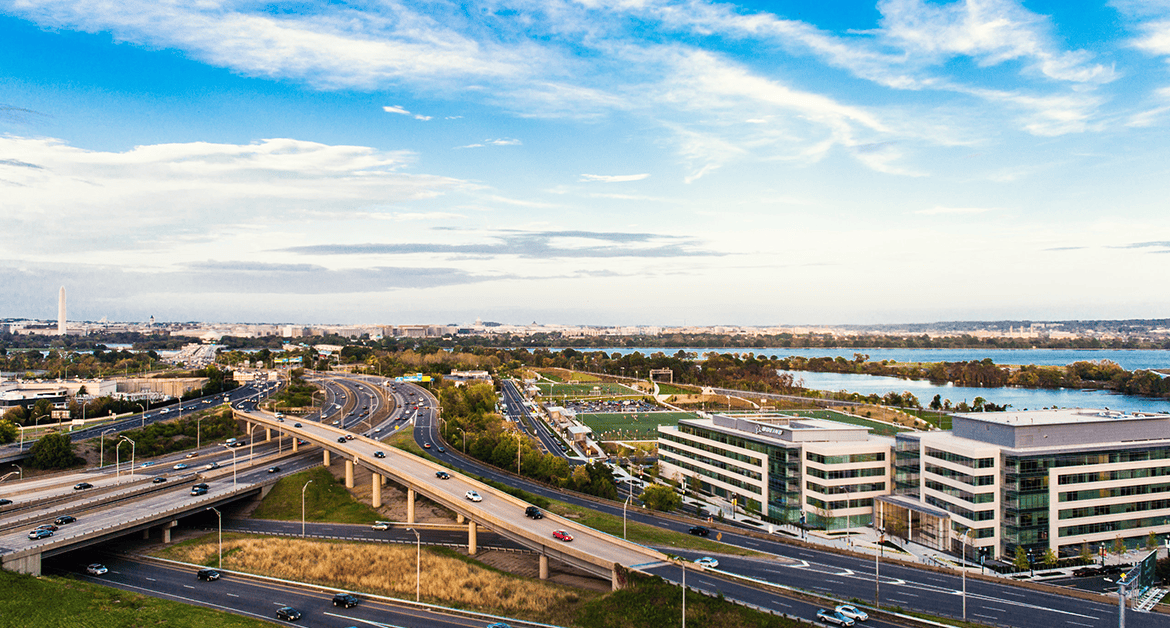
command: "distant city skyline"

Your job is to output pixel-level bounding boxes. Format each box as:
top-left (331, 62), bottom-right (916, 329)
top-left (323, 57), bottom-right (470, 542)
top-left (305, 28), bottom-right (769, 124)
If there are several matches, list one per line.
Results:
top-left (2, 1), bottom-right (1170, 326)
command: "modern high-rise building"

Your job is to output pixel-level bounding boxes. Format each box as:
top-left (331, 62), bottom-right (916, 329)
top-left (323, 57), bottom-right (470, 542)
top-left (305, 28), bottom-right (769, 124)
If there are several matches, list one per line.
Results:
top-left (57, 286), bottom-right (66, 335)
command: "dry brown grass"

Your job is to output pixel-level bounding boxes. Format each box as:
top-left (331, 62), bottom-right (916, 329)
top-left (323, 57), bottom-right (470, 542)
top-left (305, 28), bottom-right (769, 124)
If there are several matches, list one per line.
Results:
top-left (158, 535), bottom-right (592, 622)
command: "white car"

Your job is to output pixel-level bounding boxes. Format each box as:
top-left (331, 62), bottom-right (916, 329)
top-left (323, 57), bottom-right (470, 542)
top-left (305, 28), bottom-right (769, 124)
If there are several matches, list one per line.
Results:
top-left (694, 557), bottom-right (719, 568)
top-left (371, 521), bottom-right (390, 531)
top-left (173, 463), bottom-right (188, 470)
top-left (835, 605), bottom-right (869, 622)
top-left (464, 490), bottom-right (482, 502)
top-left (86, 563), bottom-right (108, 576)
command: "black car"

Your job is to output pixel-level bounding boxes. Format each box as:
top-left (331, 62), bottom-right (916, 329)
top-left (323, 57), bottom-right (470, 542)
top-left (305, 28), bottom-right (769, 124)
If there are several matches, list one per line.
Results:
top-left (373, 451), bottom-right (386, 459)
top-left (435, 471), bottom-right (450, 479)
top-left (525, 506), bottom-right (543, 519)
top-left (196, 568), bottom-right (221, 581)
top-left (0, 498), bottom-right (12, 506)
top-left (267, 466), bottom-right (281, 473)
top-left (337, 436), bottom-right (347, 443)
top-left (54, 515), bottom-right (77, 525)
top-left (152, 476), bottom-right (168, 484)
top-left (293, 423), bottom-right (302, 428)
top-left (73, 482), bottom-right (93, 490)
top-left (688, 526), bottom-right (710, 537)
top-left (275, 607), bottom-right (302, 621)
top-left (332, 592), bottom-right (359, 608)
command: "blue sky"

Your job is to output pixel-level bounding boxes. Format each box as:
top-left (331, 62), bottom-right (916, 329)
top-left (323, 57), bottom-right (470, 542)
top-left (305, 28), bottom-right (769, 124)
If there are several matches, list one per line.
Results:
top-left (2, 0), bottom-right (1170, 327)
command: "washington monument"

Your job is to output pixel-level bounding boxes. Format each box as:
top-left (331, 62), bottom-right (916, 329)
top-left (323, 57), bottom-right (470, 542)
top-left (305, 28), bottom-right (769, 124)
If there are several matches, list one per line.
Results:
top-left (58, 286), bottom-right (66, 335)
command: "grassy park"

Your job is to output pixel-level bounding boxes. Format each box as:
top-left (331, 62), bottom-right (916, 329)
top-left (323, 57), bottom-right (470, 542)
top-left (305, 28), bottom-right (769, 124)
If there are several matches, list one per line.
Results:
top-left (578, 411), bottom-right (699, 440)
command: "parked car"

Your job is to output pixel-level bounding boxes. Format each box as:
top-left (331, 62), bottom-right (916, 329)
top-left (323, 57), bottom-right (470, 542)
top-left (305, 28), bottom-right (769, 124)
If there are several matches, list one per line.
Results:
top-left (86, 563), bottom-right (108, 575)
top-left (816, 609), bottom-right (855, 626)
top-left (435, 471), bottom-right (450, 480)
top-left (525, 506), bottom-right (543, 519)
top-left (275, 607), bottom-right (302, 621)
top-left (196, 568), bottom-right (221, 581)
top-left (464, 490), bottom-right (482, 502)
top-left (374, 451), bottom-right (386, 459)
top-left (688, 526), bottom-right (710, 537)
top-left (835, 605), bottom-right (869, 622)
top-left (332, 592), bottom-right (359, 608)
top-left (54, 515), bottom-right (77, 525)
top-left (27, 529), bottom-right (52, 540)
top-left (73, 482), bottom-right (93, 490)
top-left (552, 529), bottom-right (574, 542)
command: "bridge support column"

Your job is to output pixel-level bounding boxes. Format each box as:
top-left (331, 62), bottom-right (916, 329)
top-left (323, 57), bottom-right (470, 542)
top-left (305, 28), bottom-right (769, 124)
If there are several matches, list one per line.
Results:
top-left (265, 428), bottom-right (272, 442)
top-left (142, 529), bottom-right (150, 540)
top-left (292, 437), bottom-right (299, 453)
top-left (611, 568), bottom-right (623, 591)
top-left (468, 520), bottom-right (477, 555)
top-left (162, 520), bottom-right (178, 543)
top-left (456, 513), bottom-right (465, 524)
top-left (323, 450), bottom-right (331, 467)
top-left (539, 554), bottom-right (549, 580)
top-left (2, 551), bottom-right (42, 576)
top-left (371, 473), bottom-right (382, 508)
top-left (407, 488), bottom-right (415, 524)
top-left (246, 421), bottom-right (253, 434)
top-left (344, 459), bottom-right (354, 488)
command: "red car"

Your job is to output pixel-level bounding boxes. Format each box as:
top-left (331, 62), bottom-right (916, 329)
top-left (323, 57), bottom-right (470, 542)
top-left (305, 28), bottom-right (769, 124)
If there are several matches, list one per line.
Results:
top-left (552, 530), bottom-right (573, 542)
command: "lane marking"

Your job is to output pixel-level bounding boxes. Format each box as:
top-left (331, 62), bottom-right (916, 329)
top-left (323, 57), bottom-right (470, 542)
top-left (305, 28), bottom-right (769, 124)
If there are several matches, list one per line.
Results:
top-left (183, 585), bottom-right (195, 589)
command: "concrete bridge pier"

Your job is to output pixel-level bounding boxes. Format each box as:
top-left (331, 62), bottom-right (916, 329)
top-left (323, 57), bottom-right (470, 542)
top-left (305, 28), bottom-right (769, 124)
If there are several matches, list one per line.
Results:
top-left (3, 552), bottom-right (41, 576)
top-left (468, 520), bottom-right (477, 555)
top-left (407, 488), bottom-right (415, 524)
top-left (611, 568), bottom-right (624, 591)
top-left (162, 520), bottom-right (178, 543)
top-left (292, 437), bottom-right (299, 453)
top-left (344, 459), bottom-right (354, 488)
top-left (265, 427), bottom-right (272, 442)
top-left (456, 513), bottom-right (465, 524)
top-left (371, 473), bottom-right (382, 508)
top-left (539, 554), bottom-right (549, 580)
top-left (323, 450), bottom-right (331, 467)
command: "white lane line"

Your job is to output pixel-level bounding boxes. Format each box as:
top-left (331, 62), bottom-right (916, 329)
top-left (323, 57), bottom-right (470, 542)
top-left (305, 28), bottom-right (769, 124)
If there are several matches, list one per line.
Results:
top-left (226, 593), bottom-right (239, 597)
top-left (1066, 622), bottom-right (1094, 627)
top-left (145, 577), bottom-right (156, 582)
top-left (985, 607), bottom-right (1007, 613)
top-left (1002, 590), bottom-right (1027, 597)
top-left (825, 579), bottom-right (844, 585)
top-left (902, 593), bottom-right (918, 597)
top-left (183, 585), bottom-right (195, 589)
top-left (324, 611), bottom-right (404, 628)
top-left (887, 598), bottom-right (908, 604)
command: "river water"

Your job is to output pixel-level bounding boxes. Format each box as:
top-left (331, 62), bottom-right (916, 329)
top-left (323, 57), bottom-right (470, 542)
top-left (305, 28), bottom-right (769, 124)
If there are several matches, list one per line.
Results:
top-left (551, 346), bottom-right (1170, 414)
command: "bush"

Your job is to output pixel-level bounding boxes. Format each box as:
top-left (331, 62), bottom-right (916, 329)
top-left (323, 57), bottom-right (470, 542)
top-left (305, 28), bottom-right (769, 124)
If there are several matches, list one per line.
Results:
top-left (28, 432), bottom-right (84, 469)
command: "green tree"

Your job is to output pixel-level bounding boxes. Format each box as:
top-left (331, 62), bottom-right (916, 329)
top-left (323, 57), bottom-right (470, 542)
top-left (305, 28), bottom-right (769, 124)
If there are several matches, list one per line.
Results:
top-left (1043, 548), bottom-right (1058, 568)
top-left (1112, 536), bottom-right (1128, 556)
top-left (0, 419), bottom-right (16, 444)
top-left (27, 432), bottom-right (83, 469)
top-left (640, 484), bottom-right (682, 512)
top-left (1013, 546), bottom-right (1030, 572)
top-left (1148, 531), bottom-right (1159, 551)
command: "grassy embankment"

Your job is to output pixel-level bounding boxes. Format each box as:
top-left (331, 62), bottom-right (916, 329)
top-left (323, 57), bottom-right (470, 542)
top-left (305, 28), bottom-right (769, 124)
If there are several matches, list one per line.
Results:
top-left (250, 466), bottom-right (382, 523)
top-left (0, 568), bottom-right (271, 628)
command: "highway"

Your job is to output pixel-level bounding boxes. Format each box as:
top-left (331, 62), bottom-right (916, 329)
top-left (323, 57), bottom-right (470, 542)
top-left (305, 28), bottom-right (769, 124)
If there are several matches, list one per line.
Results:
top-left (499, 379), bottom-right (579, 462)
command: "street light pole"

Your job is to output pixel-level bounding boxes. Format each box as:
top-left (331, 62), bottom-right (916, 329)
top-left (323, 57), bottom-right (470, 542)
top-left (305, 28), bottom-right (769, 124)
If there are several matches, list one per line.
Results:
top-left (249, 424), bottom-right (261, 464)
top-left (407, 527), bottom-right (421, 602)
top-left (209, 507), bottom-right (222, 568)
top-left (623, 494), bottom-right (632, 540)
top-left (301, 479), bottom-right (314, 537)
top-left (11, 464), bottom-right (20, 480)
top-left (221, 444), bottom-right (237, 487)
top-left (197, 416), bottom-right (205, 451)
top-left (457, 427), bottom-right (466, 453)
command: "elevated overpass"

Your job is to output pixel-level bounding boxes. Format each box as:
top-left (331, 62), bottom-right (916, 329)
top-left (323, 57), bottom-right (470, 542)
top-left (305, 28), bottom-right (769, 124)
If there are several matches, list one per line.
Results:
top-left (232, 402), bottom-right (671, 587)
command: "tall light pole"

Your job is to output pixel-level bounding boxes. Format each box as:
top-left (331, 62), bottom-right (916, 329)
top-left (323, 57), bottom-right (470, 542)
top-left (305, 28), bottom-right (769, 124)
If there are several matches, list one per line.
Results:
top-left (100, 429), bottom-right (115, 468)
top-left (117, 436), bottom-right (135, 477)
top-left (301, 479), bottom-right (313, 537)
top-left (11, 464), bottom-right (21, 480)
top-left (514, 432), bottom-right (522, 476)
top-left (407, 526), bottom-right (421, 602)
top-left (209, 507), bottom-right (222, 568)
top-left (221, 444), bottom-right (238, 487)
top-left (457, 427), bottom-right (467, 453)
top-left (196, 416), bottom-right (205, 451)
top-left (248, 424), bottom-right (261, 464)
top-left (623, 494), bottom-right (632, 540)
top-left (136, 403), bottom-right (146, 428)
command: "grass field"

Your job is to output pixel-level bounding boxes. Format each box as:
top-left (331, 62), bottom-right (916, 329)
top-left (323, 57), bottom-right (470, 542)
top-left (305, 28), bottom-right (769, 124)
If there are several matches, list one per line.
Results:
top-left (250, 467), bottom-right (383, 523)
top-left (578, 411), bottom-right (699, 440)
top-left (778, 408), bottom-right (906, 436)
top-left (654, 382), bottom-right (696, 395)
top-left (0, 568), bottom-right (271, 628)
top-left (536, 382), bottom-right (635, 397)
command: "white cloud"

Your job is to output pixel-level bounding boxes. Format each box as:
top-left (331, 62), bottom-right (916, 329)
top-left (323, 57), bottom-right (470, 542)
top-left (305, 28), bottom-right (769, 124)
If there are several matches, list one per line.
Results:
top-left (457, 138), bottom-right (521, 149)
top-left (580, 173), bottom-right (650, 182)
top-left (383, 105), bottom-right (411, 115)
top-left (414, 115), bottom-right (433, 121)
top-left (1132, 19), bottom-right (1170, 56)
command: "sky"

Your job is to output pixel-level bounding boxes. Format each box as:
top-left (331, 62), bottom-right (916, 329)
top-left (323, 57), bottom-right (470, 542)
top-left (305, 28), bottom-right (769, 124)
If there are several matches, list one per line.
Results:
top-left (2, 0), bottom-right (1170, 327)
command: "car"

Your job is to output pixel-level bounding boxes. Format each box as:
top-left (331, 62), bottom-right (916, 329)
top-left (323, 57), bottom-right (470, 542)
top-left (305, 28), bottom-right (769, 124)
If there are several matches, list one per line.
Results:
top-left (435, 471), bottom-right (450, 480)
top-left (694, 557), bottom-right (718, 568)
top-left (371, 521), bottom-right (390, 531)
top-left (27, 529), bottom-right (52, 540)
top-left (464, 490), bottom-right (482, 502)
top-left (525, 506), bottom-right (543, 519)
top-left (294, 422), bottom-right (303, 428)
top-left (296, 439), bottom-right (308, 445)
top-left (374, 451), bottom-right (386, 459)
top-left (423, 443), bottom-right (432, 449)
top-left (173, 463), bottom-right (189, 470)
top-left (374, 427), bottom-right (382, 433)
top-left (486, 624), bottom-right (512, 628)
top-left (275, 607), bottom-right (302, 621)
top-left (816, 609), bottom-right (855, 626)
top-left (205, 462), bottom-right (220, 470)
top-left (140, 461), bottom-right (154, 468)
top-left (688, 526), bottom-right (710, 537)
top-left (55, 515), bottom-right (77, 525)
top-left (332, 592), bottom-right (359, 608)
top-left (197, 568), bottom-right (221, 581)
top-left (345, 434), bottom-right (355, 440)
top-left (190, 486), bottom-right (208, 496)
top-left (152, 476), bottom-right (168, 484)
top-left (437, 446), bottom-right (445, 453)
top-left (552, 529), bottom-right (573, 542)
top-left (267, 466), bottom-right (281, 473)
top-left (332, 420), bottom-right (340, 426)
top-left (160, 408), bottom-right (170, 414)
top-left (337, 436), bottom-right (347, 443)
top-left (185, 452), bottom-right (199, 458)
top-left (276, 417), bottom-right (284, 422)
top-left (86, 563), bottom-right (108, 575)
top-left (835, 605), bottom-right (869, 622)
top-left (36, 523), bottom-right (58, 532)
top-left (0, 498), bottom-right (12, 506)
